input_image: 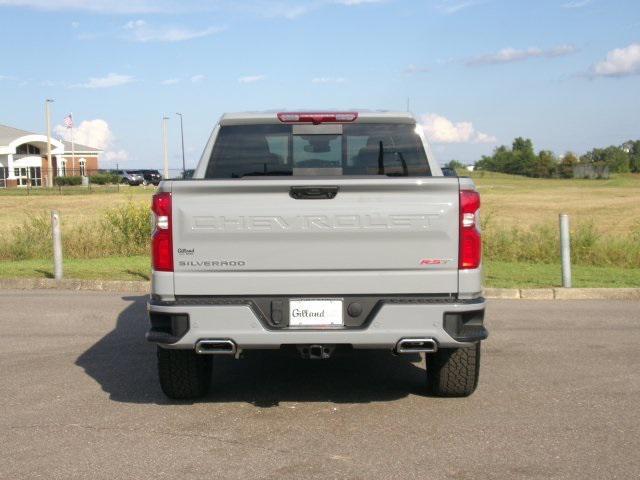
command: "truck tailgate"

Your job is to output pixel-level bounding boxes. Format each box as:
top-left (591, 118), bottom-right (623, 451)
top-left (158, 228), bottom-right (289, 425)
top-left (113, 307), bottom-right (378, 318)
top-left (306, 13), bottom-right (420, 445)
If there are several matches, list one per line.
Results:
top-left (170, 178), bottom-right (460, 295)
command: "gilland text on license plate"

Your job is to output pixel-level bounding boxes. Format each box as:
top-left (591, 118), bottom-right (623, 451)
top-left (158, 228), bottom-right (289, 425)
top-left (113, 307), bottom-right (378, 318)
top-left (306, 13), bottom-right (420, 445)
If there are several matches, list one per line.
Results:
top-left (289, 299), bottom-right (343, 327)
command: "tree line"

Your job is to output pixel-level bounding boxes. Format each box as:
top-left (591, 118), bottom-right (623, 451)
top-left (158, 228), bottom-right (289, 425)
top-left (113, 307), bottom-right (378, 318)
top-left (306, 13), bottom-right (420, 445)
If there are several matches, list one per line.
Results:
top-left (447, 138), bottom-right (640, 178)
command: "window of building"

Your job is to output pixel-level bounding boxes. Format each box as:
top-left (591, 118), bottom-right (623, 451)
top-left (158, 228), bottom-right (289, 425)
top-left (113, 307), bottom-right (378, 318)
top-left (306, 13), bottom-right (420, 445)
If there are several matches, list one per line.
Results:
top-left (10, 167), bottom-right (43, 187)
top-left (0, 167), bottom-right (7, 188)
top-left (60, 159), bottom-right (66, 177)
top-left (79, 159), bottom-right (86, 176)
top-left (15, 144), bottom-right (41, 155)
top-left (29, 167), bottom-right (42, 187)
top-left (14, 167), bottom-right (28, 187)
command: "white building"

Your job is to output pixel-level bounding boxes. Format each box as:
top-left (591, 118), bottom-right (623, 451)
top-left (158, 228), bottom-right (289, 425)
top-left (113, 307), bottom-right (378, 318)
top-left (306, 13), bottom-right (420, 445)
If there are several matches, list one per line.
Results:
top-left (0, 124), bottom-right (101, 188)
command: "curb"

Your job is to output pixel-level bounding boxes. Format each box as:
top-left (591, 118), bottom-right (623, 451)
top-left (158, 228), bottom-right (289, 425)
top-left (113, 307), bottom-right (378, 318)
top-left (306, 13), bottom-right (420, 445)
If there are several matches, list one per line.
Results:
top-left (0, 278), bottom-right (149, 294)
top-left (484, 287), bottom-right (640, 300)
top-left (0, 278), bottom-right (639, 300)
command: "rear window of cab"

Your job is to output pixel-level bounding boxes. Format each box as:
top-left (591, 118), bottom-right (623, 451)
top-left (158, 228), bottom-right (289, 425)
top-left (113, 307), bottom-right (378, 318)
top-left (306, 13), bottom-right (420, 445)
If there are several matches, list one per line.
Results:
top-left (205, 123), bottom-right (431, 178)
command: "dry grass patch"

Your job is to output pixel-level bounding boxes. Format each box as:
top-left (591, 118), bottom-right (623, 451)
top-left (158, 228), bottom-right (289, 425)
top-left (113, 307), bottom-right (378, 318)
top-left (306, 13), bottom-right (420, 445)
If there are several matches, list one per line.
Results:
top-left (0, 186), bottom-right (153, 229)
top-left (473, 172), bottom-right (640, 234)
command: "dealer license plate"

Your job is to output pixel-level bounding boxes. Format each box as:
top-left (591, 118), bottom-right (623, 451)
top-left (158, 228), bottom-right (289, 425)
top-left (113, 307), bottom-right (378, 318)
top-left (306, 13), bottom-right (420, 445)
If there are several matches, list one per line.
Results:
top-left (289, 299), bottom-right (343, 327)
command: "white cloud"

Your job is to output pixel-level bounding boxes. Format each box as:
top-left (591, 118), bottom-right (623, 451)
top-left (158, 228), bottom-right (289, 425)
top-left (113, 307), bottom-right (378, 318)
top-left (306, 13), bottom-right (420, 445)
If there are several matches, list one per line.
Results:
top-left (161, 78), bottom-right (180, 85)
top-left (0, 0), bottom-right (182, 14)
top-left (54, 119), bottom-right (129, 163)
top-left (436, 0), bottom-right (484, 14)
top-left (312, 76), bottom-right (346, 83)
top-left (236, 0), bottom-right (383, 19)
top-left (419, 114), bottom-right (496, 144)
top-left (547, 44), bottom-right (578, 57)
top-left (238, 74), bottom-right (266, 83)
top-left (1, 0), bottom-right (384, 18)
top-left (467, 44), bottom-right (577, 66)
top-left (254, 2), bottom-right (315, 19)
top-left (122, 19), bottom-right (223, 43)
top-left (561, 0), bottom-right (592, 8)
top-left (71, 21), bottom-right (80, 27)
top-left (190, 74), bottom-right (205, 83)
top-left (591, 43), bottom-right (640, 77)
top-left (403, 64), bottom-right (430, 75)
top-left (104, 149), bottom-right (129, 162)
top-left (335, 0), bottom-right (384, 5)
top-left (474, 132), bottom-right (496, 143)
top-left (54, 119), bottom-right (111, 150)
top-left (124, 19), bottom-right (145, 29)
top-left (71, 72), bottom-right (134, 88)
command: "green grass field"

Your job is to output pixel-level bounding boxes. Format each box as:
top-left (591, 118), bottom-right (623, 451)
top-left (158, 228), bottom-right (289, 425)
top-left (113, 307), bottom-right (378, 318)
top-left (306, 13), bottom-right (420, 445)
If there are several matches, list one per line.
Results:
top-left (470, 171), bottom-right (640, 235)
top-left (0, 173), bottom-right (638, 287)
top-left (0, 256), bottom-right (150, 281)
top-left (1, 256), bottom-right (637, 288)
top-left (484, 261), bottom-right (639, 288)
top-left (2, 173), bottom-right (639, 232)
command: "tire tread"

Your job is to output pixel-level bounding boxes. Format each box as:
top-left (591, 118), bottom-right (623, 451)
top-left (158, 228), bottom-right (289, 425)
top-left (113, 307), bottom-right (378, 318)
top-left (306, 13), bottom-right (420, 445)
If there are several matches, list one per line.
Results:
top-left (157, 347), bottom-right (212, 399)
top-left (427, 343), bottom-right (481, 397)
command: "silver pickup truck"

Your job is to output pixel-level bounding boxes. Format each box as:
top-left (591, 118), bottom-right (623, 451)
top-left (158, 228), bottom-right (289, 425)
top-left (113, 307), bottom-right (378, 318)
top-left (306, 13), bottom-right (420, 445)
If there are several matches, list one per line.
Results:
top-left (147, 111), bottom-right (487, 399)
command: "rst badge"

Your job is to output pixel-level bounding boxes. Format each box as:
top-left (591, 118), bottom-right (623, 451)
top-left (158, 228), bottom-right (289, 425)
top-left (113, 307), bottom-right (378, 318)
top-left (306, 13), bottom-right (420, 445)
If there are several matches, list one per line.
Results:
top-left (420, 258), bottom-right (453, 266)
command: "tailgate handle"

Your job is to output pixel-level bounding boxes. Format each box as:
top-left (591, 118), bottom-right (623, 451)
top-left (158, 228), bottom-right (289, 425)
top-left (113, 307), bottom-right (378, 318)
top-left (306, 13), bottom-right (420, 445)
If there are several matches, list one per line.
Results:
top-left (289, 186), bottom-right (339, 200)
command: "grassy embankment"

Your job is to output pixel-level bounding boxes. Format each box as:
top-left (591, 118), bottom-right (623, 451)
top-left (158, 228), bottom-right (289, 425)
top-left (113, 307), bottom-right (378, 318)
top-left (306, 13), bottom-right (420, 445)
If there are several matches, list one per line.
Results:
top-left (2, 257), bottom-right (638, 288)
top-left (0, 175), bottom-right (639, 287)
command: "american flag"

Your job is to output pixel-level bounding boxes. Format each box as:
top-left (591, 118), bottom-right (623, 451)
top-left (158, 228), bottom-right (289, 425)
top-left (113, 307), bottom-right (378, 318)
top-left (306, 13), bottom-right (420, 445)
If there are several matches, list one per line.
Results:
top-left (63, 114), bottom-right (73, 129)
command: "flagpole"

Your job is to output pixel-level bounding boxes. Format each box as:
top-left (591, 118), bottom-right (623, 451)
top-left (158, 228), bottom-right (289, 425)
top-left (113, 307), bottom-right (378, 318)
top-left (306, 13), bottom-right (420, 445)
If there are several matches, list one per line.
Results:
top-left (71, 115), bottom-right (75, 175)
top-left (45, 99), bottom-right (54, 188)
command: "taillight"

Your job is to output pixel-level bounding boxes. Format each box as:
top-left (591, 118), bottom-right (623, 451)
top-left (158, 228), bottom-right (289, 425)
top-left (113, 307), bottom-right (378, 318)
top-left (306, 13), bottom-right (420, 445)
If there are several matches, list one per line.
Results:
top-left (459, 190), bottom-right (481, 270)
top-left (152, 192), bottom-right (173, 272)
top-left (277, 112), bottom-right (358, 125)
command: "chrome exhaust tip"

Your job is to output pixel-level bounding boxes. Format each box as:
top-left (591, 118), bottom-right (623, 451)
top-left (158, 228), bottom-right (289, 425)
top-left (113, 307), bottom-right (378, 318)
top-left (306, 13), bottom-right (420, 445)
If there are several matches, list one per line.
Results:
top-left (396, 338), bottom-right (438, 354)
top-left (195, 339), bottom-right (237, 355)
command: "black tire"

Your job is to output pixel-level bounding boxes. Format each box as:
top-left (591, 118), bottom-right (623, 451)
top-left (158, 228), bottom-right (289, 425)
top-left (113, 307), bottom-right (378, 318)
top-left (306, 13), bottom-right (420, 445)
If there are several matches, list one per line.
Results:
top-left (157, 347), bottom-right (212, 399)
top-left (426, 342), bottom-right (481, 397)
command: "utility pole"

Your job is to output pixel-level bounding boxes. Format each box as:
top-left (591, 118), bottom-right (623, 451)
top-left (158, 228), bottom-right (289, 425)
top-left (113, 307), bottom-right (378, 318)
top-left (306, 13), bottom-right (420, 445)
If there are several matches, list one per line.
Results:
top-left (45, 99), bottom-right (54, 188)
top-left (176, 112), bottom-right (186, 178)
top-left (70, 113), bottom-right (75, 175)
top-left (162, 116), bottom-right (169, 179)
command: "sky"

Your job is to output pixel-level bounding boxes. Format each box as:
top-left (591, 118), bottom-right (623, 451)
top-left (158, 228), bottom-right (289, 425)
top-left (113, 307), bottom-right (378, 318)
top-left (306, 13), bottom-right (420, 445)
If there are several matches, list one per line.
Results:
top-left (0, 0), bottom-right (639, 169)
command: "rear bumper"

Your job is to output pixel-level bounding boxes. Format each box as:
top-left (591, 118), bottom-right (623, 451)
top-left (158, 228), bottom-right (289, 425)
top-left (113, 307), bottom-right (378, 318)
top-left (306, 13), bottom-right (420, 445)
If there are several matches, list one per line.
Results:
top-left (147, 296), bottom-right (487, 350)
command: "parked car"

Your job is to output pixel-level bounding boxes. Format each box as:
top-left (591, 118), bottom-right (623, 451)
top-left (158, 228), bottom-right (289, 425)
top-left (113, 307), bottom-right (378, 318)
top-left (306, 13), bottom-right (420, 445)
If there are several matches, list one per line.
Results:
top-left (116, 170), bottom-right (144, 186)
top-left (147, 111), bottom-right (487, 400)
top-left (131, 169), bottom-right (162, 186)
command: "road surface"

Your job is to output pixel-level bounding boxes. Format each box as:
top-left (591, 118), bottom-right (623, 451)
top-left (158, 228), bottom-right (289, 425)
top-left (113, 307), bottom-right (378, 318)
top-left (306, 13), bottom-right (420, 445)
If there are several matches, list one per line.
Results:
top-left (1, 290), bottom-right (638, 479)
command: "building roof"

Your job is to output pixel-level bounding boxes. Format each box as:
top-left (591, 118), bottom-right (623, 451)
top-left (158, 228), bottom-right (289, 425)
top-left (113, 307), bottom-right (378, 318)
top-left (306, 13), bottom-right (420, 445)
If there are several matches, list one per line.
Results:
top-left (61, 140), bottom-right (101, 153)
top-left (0, 124), bottom-right (34, 145)
top-left (0, 123), bottom-right (101, 152)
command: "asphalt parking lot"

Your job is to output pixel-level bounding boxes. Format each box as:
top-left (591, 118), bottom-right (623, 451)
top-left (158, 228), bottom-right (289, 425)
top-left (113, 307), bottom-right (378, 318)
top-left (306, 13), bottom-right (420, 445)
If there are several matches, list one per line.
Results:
top-left (1, 290), bottom-right (639, 479)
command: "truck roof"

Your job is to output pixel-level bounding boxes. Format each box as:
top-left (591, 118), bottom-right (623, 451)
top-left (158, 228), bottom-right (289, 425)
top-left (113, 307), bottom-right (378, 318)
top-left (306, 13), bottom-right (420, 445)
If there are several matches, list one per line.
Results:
top-left (219, 111), bottom-right (417, 126)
